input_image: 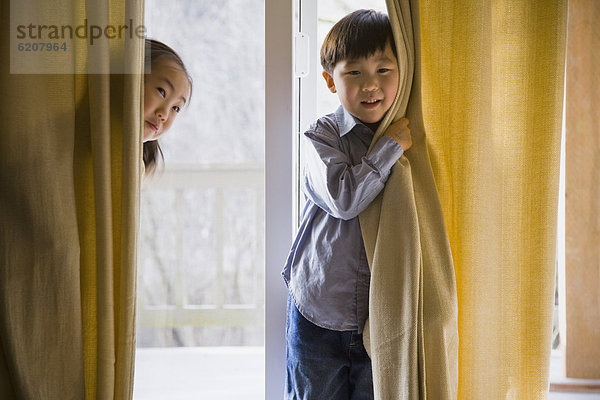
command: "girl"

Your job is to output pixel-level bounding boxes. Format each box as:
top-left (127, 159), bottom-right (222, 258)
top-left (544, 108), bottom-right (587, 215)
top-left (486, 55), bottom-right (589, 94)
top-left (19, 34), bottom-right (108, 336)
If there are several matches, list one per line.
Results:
top-left (143, 39), bottom-right (193, 176)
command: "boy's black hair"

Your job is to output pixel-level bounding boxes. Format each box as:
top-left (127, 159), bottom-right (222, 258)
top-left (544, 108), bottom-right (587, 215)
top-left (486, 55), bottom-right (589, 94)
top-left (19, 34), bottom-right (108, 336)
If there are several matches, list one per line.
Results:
top-left (320, 9), bottom-right (396, 74)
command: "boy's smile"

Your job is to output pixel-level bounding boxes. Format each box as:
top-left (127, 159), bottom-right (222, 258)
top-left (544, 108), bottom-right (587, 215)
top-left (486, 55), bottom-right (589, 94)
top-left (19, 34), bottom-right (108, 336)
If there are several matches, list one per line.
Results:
top-left (322, 42), bottom-right (399, 131)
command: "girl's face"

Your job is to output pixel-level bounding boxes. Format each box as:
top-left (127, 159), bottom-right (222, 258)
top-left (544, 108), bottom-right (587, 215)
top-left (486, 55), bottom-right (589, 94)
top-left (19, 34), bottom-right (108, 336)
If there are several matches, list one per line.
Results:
top-left (143, 58), bottom-right (190, 143)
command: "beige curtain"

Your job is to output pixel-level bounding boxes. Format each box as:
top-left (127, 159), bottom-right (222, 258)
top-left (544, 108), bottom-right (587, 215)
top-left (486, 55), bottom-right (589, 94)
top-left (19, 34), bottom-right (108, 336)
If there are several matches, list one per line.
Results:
top-left (420, 0), bottom-right (567, 399)
top-left (360, 0), bottom-right (459, 398)
top-left (0, 0), bottom-right (143, 399)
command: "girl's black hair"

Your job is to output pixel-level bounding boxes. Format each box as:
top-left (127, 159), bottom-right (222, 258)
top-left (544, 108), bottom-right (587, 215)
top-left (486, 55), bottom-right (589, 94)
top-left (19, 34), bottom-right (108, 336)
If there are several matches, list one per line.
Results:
top-left (143, 38), bottom-right (192, 176)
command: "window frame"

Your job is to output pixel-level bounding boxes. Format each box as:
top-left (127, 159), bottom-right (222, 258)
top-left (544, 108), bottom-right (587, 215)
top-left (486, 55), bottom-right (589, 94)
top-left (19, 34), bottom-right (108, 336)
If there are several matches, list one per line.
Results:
top-left (264, 0), bottom-right (297, 397)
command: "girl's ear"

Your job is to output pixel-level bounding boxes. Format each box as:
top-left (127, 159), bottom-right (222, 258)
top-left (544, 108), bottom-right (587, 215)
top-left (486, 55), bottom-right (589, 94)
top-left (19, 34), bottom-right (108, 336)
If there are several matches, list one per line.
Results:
top-left (322, 71), bottom-right (336, 93)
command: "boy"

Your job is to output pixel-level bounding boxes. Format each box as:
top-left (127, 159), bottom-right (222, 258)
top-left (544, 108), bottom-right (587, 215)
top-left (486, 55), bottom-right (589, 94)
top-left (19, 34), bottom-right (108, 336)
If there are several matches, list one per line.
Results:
top-left (282, 9), bottom-right (412, 400)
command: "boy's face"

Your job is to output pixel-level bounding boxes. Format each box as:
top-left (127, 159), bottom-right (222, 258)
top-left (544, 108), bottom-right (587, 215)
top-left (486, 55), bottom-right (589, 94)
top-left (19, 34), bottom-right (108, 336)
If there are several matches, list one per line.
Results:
top-left (322, 42), bottom-right (399, 130)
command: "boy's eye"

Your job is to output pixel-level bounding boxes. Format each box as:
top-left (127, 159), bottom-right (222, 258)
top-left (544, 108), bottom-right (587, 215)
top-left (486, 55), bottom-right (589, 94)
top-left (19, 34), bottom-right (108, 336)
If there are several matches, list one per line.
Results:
top-left (172, 105), bottom-right (181, 113)
top-left (347, 70), bottom-right (360, 76)
top-left (157, 87), bottom-right (166, 97)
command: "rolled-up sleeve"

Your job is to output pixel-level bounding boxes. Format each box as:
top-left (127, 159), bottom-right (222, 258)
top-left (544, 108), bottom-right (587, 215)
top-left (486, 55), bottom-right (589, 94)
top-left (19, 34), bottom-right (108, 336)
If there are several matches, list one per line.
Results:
top-left (303, 128), bottom-right (403, 220)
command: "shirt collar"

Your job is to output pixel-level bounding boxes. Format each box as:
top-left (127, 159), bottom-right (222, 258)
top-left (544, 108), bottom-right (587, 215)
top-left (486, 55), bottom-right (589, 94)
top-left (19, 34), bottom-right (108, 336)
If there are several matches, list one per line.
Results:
top-left (335, 105), bottom-right (370, 137)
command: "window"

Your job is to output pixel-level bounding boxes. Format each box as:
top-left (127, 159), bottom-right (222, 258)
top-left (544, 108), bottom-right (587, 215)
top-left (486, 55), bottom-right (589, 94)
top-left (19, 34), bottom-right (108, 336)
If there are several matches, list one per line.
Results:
top-left (134, 1), bottom-right (581, 398)
top-left (135, 1), bottom-right (265, 398)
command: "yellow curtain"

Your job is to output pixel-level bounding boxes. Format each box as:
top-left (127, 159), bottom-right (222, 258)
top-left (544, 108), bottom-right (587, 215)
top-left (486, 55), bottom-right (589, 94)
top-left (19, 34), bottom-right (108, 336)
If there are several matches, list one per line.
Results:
top-left (419, 0), bottom-right (567, 398)
top-left (0, 0), bottom-right (143, 398)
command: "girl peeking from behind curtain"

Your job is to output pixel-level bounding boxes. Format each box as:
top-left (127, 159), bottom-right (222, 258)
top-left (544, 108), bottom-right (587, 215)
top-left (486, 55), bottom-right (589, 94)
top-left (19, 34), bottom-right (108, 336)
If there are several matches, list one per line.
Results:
top-left (142, 38), bottom-right (193, 176)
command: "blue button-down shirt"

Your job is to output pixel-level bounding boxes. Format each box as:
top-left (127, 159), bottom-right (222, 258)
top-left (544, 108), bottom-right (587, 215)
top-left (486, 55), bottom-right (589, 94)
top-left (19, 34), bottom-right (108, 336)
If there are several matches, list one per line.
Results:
top-left (282, 106), bottom-right (404, 332)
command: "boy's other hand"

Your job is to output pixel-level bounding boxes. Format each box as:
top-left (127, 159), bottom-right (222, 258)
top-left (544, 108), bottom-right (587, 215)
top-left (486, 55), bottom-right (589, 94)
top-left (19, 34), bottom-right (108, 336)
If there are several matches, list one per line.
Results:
top-left (384, 117), bottom-right (412, 151)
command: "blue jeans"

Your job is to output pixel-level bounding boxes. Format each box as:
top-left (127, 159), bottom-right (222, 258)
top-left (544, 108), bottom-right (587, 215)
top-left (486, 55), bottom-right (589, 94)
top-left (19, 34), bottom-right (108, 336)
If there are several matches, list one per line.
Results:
top-left (285, 295), bottom-right (374, 400)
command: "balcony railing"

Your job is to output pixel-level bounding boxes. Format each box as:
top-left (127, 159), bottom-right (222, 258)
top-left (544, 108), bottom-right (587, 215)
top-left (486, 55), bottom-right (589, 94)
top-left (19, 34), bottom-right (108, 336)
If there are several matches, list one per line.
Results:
top-left (138, 163), bottom-right (265, 337)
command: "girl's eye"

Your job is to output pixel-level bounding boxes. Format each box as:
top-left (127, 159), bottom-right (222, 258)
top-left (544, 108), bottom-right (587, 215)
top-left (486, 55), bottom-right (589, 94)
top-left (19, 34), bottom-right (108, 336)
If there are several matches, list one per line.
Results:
top-left (157, 87), bottom-right (166, 97)
top-left (172, 105), bottom-right (181, 113)
top-left (378, 68), bottom-right (390, 73)
top-left (347, 70), bottom-right (360, 76)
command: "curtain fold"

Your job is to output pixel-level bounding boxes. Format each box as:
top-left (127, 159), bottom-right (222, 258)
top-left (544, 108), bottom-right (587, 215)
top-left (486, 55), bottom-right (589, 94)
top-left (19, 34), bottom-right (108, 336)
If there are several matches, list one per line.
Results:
top-left (360, 0), bottom-right (459, 398)
top-left (419, 0), bottom-right (567, 398)
top-left (0, 0), bottom-right (143, 398)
